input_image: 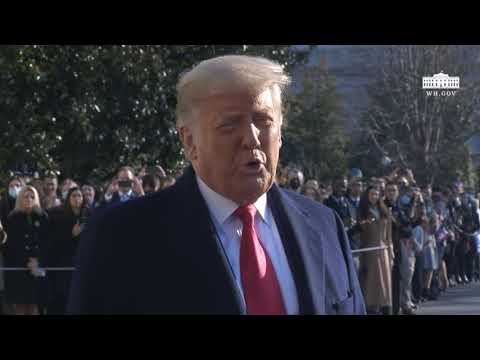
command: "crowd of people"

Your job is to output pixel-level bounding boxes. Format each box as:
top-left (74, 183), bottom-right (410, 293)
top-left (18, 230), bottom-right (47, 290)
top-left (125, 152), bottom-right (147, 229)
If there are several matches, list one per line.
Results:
top-left (0, 160), bottom-right (479, 315)
top-left (277, 165), bottom-right (480, 315)
top-left (0, 165), bottom-right (179, 315)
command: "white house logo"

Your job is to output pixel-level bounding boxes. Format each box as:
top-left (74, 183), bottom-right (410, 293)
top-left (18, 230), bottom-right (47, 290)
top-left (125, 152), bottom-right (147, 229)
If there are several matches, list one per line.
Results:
top-left (422, 71), bottom-right (460, 97)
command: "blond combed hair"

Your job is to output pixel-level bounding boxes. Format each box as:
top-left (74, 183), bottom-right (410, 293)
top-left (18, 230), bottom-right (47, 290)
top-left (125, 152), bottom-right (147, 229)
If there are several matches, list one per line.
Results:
top-left (14, 185), bottom-right (42, 213)
top-left (176, 55), bottom-right (291, 126)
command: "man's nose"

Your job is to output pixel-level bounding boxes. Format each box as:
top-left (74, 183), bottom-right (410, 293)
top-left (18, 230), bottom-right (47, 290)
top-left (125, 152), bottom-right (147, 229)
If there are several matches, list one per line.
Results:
top-left (241, 122), bottom-right (261, 149)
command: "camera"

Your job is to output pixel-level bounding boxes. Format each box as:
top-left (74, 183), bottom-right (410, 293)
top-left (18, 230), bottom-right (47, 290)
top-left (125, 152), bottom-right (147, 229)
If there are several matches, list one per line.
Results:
top-left (118, 180), bottom-right (133, 188)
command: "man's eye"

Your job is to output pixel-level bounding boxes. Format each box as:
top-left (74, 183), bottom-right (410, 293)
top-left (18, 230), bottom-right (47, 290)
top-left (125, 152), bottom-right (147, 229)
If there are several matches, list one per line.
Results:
top-left (254, 115), bottom-right (274, 126)
top-left (219, 120), bottom-right (237, 130)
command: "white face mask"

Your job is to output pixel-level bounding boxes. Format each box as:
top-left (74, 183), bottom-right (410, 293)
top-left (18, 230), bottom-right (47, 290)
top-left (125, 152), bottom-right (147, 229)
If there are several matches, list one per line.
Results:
top-left (62, 191), bottom-right (69, 200)
top-left (8, 186), bottom-right (21, 199)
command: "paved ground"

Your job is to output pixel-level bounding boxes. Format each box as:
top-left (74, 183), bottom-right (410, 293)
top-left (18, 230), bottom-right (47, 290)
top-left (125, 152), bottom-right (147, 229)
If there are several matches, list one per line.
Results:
top-left (416, 281), bottom-right (480, 315)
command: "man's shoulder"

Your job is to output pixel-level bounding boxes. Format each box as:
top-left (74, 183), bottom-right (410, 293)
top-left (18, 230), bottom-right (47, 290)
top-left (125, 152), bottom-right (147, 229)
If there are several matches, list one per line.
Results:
top-left (93, 185), bottom-right (181, 227)
top-left (276, 187), bottom-right (336, 220)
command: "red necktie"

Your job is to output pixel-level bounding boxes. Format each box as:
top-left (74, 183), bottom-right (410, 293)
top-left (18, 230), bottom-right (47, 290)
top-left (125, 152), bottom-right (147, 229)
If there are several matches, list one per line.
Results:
top-left (235, 204), bottom-right (286, 315)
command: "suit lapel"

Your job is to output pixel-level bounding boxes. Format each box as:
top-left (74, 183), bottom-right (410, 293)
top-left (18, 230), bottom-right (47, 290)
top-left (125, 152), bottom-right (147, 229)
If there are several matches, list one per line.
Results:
top-left (173, 167), bottom-right (246, 314)
top-left (268, 184), bottom-right (326, 314)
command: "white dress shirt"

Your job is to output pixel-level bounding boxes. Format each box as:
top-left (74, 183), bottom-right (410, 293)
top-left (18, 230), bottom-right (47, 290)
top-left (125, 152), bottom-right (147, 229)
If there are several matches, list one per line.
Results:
top-left (196, 176), bottom-right (299, 315)
top-left (118, 189), bottom-right (134, 202)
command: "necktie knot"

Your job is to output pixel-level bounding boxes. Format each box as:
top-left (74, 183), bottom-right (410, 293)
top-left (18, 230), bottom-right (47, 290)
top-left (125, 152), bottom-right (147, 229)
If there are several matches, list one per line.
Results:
top-left (235, 204), bottom-right (257, 225)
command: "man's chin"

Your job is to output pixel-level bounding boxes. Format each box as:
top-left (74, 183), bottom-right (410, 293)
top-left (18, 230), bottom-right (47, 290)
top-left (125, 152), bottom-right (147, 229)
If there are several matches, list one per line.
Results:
top-left (235, 176), bottom-right (272, 204)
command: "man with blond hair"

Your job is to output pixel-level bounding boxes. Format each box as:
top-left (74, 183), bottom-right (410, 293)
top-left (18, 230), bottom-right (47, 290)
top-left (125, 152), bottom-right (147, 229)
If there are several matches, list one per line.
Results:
top-left (69, 55), bottom-right (365, 315)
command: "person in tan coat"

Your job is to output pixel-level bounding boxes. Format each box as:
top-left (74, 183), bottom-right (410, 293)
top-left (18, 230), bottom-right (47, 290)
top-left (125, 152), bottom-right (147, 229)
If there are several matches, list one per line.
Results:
top-left (358, 185), bottom-right (394, 315)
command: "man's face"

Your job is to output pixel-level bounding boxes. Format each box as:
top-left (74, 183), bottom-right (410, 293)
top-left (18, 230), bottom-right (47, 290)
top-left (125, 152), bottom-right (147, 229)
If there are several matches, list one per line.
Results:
top-left (397, 177), bottom-right (408, 191)
top-left (289, 172), bottom-right (302, 190)
top-left (378, 179), bottom-right (386, 192)
top-left (386, 184), bottom-right (399, 202)
top-left (304, 188), bottom-right (317, 201)
top-left (118, 170), bottom-right (134, 192)
top-left (368, 188), bottom-right (380, 205)
top-left (82, 186), bottom-right (95, 205)
top-left (180, 88), bottom-right (282, 205)
top-left (423, 186), bottom-right (432, 199)
top-left (350, 181), bottom-right (363, 197)
top-left (334, 179), bottom-right (348, 196)
top-left (319, 188), bottom-right (329, 202)
top-left (453, 184), bottom-right (464, 196)
top-left (44, 178), bottom-right (58, 195)
top-left (9, 179), bottom-right (22, 190)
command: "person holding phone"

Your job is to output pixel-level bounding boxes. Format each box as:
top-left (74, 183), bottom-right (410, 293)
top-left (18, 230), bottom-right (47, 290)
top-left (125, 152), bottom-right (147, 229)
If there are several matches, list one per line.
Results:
top-left (98, 166), bottom-right (144, 209)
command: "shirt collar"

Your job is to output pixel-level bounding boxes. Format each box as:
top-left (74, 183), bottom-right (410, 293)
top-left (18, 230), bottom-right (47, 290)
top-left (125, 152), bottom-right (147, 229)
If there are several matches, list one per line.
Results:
top-left (196, 175), bottom-right (268, 225)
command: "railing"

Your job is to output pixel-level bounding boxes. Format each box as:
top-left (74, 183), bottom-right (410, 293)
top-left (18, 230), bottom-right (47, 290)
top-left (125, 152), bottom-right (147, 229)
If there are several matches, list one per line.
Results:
top-left (0, 246), bottom-right (392, 273)
top-left (351, 245), bottom-right (391, 255)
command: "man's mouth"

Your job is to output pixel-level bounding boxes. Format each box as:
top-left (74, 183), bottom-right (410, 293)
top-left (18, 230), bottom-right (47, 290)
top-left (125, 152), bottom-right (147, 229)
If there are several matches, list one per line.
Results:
top-left (243, 159), bottom-right (264, 174)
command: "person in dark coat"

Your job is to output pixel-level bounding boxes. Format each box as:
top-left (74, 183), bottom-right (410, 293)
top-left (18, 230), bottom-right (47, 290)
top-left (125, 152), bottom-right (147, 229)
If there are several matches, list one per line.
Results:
top-left (0, 177), bottom-right (25, 226)
top-left (68, 55), bottom-right (365, 315)
top-left (324, 176), bottom-right (358, 251)
top-left (0, 176), bottom-right (25, 315)
top-left (2, 185), bottom-right (49, 315)
top-left (47, 187), bottom-right (92, 314)
top-left (81, 184), bottom-right (100, 210)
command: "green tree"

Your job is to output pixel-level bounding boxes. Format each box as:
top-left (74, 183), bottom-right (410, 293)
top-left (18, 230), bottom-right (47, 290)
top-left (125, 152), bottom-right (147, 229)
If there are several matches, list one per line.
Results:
top-left (0, 45), bottom-right (312, 186)
top-left (359, 45), bottom-right (480, 187)
top-left (282, 57), bottom-right (348, 182)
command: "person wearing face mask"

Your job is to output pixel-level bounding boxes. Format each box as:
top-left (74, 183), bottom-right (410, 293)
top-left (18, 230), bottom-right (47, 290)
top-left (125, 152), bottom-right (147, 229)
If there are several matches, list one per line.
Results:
top-left (1, 177), bottom-right (25, 226)
top-left (0, 177), bottom-right (26, 315)
top-left (0, 177), bottom-right (25, 314)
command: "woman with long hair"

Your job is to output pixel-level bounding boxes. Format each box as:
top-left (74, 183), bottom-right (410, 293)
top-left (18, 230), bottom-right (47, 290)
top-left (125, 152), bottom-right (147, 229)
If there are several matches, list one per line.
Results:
top-left (2, 186), bottom-right (49, 315)
top-left (47, 187), bottom-right (92, 314)
top-left (358, 186), bottom-right (394, 315)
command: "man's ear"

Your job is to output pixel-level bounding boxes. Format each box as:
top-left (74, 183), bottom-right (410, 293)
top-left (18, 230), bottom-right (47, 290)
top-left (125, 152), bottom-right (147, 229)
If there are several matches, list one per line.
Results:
top-left (178, 125), bottom-right (197, 162)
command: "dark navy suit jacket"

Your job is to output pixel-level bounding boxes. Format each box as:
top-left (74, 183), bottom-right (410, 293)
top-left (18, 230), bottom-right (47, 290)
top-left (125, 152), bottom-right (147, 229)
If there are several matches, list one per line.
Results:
top-left (67, 167), bottom-right (365, 315)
